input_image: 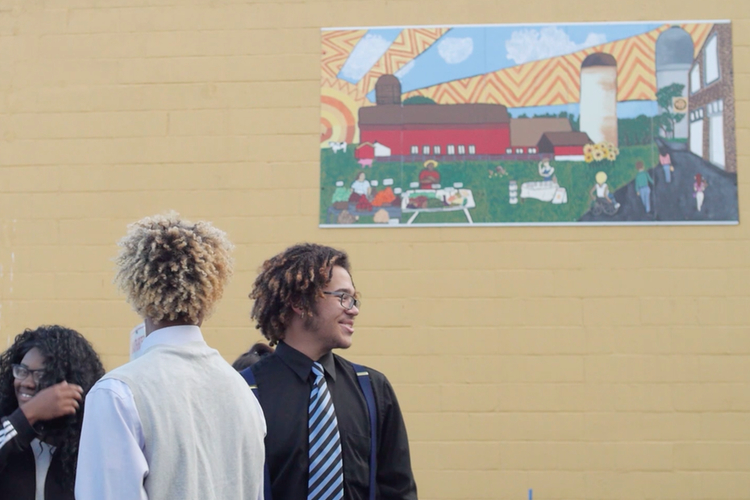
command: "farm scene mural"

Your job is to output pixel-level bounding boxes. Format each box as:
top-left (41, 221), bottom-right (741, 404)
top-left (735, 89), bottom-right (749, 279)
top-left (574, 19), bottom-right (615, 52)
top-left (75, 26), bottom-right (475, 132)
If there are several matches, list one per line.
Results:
top-left (320, 21), bottom-right (737, 226)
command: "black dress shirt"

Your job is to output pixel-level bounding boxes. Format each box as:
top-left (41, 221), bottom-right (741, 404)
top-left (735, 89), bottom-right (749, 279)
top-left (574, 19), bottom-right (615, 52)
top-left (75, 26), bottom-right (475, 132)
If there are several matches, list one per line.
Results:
top-left (251, 342), bottom-right (418, 500)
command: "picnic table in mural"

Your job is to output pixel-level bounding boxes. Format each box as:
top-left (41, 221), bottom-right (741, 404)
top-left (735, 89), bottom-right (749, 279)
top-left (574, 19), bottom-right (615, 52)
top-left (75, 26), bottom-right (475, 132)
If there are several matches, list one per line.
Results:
top-left (520, 181), bottom-right (568, 204)
top-left (401, 187), bottom-right (476, 224)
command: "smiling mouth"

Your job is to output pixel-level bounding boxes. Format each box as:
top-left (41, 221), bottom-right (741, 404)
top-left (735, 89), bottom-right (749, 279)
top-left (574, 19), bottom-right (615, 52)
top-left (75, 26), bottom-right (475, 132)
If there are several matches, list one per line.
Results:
top-left (340, 323), bottom-right (354, 334)
top-left (17, 391), bottom-right (35, 402)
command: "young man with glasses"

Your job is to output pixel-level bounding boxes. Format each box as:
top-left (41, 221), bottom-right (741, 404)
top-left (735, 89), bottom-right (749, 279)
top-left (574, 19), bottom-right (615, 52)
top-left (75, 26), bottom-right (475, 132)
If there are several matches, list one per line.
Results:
top-left (246, 243), bottom-right (417, 500)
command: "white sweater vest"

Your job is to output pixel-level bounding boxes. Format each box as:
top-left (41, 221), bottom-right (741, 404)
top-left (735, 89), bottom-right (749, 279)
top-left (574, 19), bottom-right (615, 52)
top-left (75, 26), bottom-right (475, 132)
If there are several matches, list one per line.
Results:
top-left (103, 341), bottom-right (265, 500)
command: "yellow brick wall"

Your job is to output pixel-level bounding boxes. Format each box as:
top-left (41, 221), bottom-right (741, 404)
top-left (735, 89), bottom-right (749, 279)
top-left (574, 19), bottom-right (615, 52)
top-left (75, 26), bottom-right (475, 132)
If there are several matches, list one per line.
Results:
top-left (0, 1), bottom-right (747, 499)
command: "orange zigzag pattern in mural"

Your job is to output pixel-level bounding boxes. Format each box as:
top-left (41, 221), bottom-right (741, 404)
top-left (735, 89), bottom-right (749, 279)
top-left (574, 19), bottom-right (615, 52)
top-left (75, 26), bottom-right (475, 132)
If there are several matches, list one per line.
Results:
top-left (351, 28), bottom-right (448, 101)
top-left (402, 24), bottom-right (713, 108)
top-left (321, 30), bottom-right (367, 86)
top-left (682, 23), bottom-right (713, 57)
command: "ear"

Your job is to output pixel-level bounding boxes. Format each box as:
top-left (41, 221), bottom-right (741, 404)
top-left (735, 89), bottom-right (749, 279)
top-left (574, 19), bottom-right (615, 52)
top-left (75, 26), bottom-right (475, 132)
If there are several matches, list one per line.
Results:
top-left (291, 300), bottom-right (305, 316)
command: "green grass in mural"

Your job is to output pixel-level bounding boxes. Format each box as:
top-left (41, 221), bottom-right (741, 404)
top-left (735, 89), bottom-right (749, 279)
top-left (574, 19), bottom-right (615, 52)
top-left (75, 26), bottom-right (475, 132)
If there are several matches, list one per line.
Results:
top-left (320, 143), bottom-right (657, 225)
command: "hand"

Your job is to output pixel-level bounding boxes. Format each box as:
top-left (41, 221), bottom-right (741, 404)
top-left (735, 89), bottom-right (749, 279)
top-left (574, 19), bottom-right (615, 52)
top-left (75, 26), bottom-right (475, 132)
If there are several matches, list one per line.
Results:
top-left (20, 381), bottom-right (84, 426)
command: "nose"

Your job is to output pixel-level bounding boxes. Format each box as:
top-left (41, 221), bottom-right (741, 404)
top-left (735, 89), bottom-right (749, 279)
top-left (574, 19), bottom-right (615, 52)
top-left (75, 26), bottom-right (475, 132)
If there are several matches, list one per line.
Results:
top-left (347, 304), bottom-right (359, 316)
top-left (18, 373), bottom-right (36, 388)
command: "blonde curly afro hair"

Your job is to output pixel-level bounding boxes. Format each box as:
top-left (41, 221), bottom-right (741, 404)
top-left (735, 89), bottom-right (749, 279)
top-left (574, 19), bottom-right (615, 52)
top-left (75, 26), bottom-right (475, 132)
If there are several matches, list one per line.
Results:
top-left (115, 212), bottom-right (234, 324)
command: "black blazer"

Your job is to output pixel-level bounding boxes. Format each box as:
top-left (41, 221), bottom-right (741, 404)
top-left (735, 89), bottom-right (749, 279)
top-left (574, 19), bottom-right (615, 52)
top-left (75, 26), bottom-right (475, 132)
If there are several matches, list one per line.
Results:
top-left (0, 408), bottom-right (73, 500)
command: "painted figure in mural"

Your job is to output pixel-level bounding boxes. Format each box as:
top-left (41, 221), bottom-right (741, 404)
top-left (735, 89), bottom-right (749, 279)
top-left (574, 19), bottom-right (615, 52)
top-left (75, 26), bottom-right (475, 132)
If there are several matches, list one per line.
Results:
top-left (658, 146), bottom-right (673, 183)
top-left (0, 325), bottom-right (104, 500)
top-left (634, 161), bottom-right (655, 213)
top-left (419, 159), bottom-right (441, 189)
top-left (351, 171), bottom-right (371, 198)
top-left (589, 171), bottom-right (620, 212)
top-left (245, 243), bottom-right (418, 499)
top-left (694, 174), bottom-right (708, 212)
top-left (538, 158), bottom-right (556, 182)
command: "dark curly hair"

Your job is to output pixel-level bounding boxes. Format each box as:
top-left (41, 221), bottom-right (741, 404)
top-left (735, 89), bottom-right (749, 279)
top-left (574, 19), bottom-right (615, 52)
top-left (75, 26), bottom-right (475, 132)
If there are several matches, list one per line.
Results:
top-left (0, 325), bottom-right (105, 494)
top-left (249, 243), bottom-right (352, 346)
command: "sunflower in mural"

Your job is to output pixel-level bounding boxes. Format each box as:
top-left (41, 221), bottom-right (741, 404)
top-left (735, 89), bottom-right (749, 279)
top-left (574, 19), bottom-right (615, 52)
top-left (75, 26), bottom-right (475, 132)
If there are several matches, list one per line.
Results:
top-left (585, 142), bottom-right (620, 164)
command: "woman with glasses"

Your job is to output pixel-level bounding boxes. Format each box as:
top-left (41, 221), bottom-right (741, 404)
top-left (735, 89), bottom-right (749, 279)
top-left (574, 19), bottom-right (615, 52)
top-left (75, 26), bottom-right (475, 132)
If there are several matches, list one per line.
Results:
top-left (0, 325), bottom-right (104, 500)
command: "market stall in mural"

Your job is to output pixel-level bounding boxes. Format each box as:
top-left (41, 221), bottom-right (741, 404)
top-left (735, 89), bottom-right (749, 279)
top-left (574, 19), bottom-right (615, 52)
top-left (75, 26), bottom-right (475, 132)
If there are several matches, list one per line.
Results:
top-left (319, 21), bottom-right (737, 226)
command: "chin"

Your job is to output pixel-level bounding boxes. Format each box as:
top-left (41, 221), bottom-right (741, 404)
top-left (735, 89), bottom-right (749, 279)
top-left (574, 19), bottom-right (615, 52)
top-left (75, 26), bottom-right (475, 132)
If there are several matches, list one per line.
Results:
top-left (335, 336), bottom-right (353, 350)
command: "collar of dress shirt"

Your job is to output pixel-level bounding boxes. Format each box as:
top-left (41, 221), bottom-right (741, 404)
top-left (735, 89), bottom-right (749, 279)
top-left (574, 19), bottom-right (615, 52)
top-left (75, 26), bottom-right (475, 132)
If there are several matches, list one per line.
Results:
top-left (141, 324), bottom-right (205, 353)
top-left (276, 341), bottom-right (337, 382)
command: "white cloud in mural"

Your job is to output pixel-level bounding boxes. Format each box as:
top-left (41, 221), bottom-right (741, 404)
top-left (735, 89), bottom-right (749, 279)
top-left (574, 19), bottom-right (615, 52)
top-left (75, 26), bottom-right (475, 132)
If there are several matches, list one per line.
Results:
top-left (438, 37), bottom-right (474, 64)
top-left (340, 34), bottom-right (393, 82)
top-left (505, 27), bottom-right (606, 64)
top-left (395, 60), bottom-right (416, 78)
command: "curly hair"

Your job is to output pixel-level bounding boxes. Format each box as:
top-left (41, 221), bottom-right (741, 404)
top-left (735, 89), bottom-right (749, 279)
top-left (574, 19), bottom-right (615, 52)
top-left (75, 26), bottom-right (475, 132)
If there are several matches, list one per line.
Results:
top-left (0, 325), bottom-right (104, 493)
top-left (249, 243), bottom-right (352, 346)
top-left (115, 212), bottom-right (234, 324)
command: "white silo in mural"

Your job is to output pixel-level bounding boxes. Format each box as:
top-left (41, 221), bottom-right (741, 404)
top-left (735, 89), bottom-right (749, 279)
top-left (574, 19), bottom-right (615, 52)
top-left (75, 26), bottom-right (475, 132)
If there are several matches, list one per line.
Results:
top-left (579, 53), bottom-right (618, 146)
top-left (655, 26), bottom-right (694, 140)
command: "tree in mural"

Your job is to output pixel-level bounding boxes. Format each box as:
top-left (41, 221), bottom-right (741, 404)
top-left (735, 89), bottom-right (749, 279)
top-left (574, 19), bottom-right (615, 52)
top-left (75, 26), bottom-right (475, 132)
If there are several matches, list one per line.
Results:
top-left (619, 115), bottom-right (656, 146)
top-left (655, 83), bottom-right (686, 139)
top-left (403, 96), bottom-right (437, 105)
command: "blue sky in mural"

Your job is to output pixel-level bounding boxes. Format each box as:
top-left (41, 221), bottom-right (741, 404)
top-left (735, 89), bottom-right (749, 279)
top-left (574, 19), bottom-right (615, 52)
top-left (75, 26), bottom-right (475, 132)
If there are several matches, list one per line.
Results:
top-left (360, 22), bottom-right (664, 102)
top-left (337, 28), bottom-right (402, 84)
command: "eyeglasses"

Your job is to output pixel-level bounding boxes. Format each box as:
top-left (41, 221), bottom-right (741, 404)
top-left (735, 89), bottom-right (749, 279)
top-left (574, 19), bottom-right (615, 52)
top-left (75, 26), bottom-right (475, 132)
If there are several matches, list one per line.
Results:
top-left (12, 364), bottom-right (46, 384)
top-left (323, 291), bottom-right (360, 310)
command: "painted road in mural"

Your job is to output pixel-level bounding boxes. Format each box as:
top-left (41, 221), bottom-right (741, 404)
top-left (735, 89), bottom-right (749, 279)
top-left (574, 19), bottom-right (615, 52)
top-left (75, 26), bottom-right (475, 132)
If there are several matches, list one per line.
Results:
top-left (580, 141), bottom-right (738, 222)
top-left (319, 21), bottom-right (737, 226)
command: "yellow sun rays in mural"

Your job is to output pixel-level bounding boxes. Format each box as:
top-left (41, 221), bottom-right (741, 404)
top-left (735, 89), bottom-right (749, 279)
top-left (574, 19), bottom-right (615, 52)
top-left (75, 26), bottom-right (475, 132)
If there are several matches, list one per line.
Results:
top-left (352, 27), bottom-right (448, 102)
top-left (320, 27), bottom-right (448, 146)
top-left (320, 23), bottom-right (715, 147)
top-left (321, 29), bottom-right (368, 87)
top-left (320, 82), bottom-right (361, 146)
top-left (404, 24), bottom-right (714, 106)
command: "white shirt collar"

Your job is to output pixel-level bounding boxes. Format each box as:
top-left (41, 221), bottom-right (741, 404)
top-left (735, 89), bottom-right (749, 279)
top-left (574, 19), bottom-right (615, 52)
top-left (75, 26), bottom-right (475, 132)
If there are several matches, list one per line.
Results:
top-left (141, 324), bottom-right (205, 352)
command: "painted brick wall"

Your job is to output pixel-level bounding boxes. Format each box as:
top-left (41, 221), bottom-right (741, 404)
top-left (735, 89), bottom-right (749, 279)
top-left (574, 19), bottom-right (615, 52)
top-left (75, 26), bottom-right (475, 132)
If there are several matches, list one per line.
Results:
top-left (0, 1), bottom-right (748, 499)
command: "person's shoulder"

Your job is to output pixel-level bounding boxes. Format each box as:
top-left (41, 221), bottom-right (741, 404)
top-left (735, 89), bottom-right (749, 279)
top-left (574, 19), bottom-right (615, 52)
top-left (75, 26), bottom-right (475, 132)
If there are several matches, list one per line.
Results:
top-left (250, 351), bottom-right (279, 375)
top-left (334, 354), bottom-right (390, 385)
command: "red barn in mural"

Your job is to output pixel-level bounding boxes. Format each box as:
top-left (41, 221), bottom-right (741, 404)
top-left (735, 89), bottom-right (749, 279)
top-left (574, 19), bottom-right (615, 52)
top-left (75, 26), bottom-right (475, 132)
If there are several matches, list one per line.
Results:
top-left (358, 103), bottom-right (511, 157)
top-left (358, 74), bottom-right (511, 158)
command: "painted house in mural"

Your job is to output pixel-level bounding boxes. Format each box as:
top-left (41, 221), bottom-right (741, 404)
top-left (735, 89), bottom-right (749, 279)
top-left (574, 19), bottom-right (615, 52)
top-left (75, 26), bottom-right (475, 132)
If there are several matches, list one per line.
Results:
top-left (537, 132), bottom-right (594, 161)
top-left (508, 118), bottom-right (572, 156)
top-left (687, 23), bottom-right (736, 172)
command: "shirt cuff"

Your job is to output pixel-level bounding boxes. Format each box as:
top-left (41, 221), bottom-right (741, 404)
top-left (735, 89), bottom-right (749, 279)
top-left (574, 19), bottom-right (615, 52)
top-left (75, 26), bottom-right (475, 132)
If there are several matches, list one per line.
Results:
top-left (8, 408), bottom-right (38, 447)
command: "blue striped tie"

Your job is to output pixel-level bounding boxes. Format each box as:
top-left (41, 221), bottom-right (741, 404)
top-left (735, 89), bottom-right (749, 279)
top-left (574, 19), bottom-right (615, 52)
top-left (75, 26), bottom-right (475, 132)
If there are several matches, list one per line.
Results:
top-left (308, 362), bottom-right (344, 500)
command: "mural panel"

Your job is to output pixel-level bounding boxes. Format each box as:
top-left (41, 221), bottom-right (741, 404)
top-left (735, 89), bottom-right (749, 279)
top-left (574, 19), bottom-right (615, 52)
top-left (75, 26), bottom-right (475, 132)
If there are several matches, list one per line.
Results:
top-left (320, 21), bottom-right (737, 226)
